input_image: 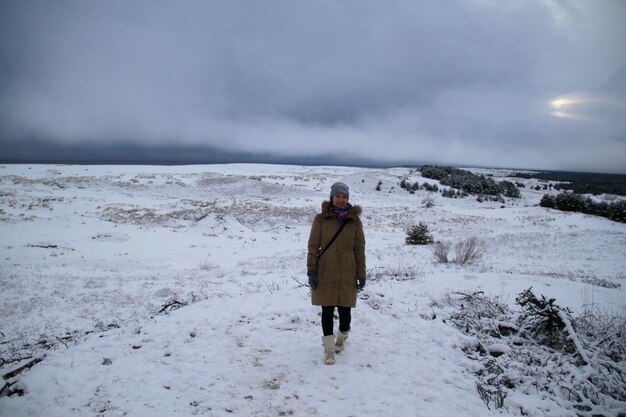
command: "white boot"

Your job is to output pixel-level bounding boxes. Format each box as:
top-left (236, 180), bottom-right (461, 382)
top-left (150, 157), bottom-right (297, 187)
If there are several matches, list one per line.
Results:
top-left (322, 335), bottom-right (336, 365)
top-left (335, 331), bottom-right (349, 353)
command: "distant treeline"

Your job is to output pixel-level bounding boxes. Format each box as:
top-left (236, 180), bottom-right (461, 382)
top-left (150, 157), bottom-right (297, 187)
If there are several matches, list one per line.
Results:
top-left (420, 165), bottom-right (520, 198)
top-left (511, 171), bottom-right (626, 196)
top-left (540, 192), bottom-right (626, 223)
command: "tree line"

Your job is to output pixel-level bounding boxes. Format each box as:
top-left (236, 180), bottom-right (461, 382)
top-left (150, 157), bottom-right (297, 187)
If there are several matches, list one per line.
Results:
top-left (540, 192), bottom-right (625, 223)
top-left (420, 165), bottom-right (520, 199)
top-left (511, 171), bottom-right (626, 196)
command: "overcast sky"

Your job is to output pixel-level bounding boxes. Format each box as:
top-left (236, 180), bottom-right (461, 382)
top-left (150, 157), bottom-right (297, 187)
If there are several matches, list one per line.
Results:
top-left (1, 0), bottom-right (625, 173)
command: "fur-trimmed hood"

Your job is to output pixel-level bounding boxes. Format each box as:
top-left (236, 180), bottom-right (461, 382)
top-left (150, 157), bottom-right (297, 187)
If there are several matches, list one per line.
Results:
top-left (321, 200), bottom-right (362, 218)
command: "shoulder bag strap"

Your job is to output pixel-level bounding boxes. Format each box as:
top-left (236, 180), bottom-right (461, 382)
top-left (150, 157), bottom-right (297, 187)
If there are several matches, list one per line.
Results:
top-left (317, 220), bottom-right (348, 261)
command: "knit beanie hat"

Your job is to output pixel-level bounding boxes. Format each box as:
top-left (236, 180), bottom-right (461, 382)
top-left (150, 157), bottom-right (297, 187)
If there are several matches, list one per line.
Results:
top-left (330, 182), bottom-right (350, 200)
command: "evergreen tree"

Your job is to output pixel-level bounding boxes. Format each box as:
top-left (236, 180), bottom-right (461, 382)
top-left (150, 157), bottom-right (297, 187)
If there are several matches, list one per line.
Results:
top-left (406, 222), bottom-right (434, 245)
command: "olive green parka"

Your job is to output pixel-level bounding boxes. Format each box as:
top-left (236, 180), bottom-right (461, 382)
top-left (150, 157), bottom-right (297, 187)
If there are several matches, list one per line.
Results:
top-left (307, 201), bottom-right (366, 307)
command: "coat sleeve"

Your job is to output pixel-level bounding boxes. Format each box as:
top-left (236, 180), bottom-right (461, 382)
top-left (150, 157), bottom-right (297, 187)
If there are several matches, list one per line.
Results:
top-left (307, 215), bottom-right (322, 274)
top-left (354, 218), bottom-right (366, 279)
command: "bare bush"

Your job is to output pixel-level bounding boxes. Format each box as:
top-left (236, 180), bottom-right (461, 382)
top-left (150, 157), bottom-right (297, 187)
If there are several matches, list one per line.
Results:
top-left (433, 242), bottom-right (450, 263)
top-left (432, 238), bottom-right (484, 265)
top-left (367, 264), bottom-right (423, 282)
top-left (199, 261), bottom-right (218, 271)
top-left (454, 237), bottom-right (484, 265)
top-left (476, 361), bottom-right (508, 410)
top-left (575, 303), bottom-right (626, 400)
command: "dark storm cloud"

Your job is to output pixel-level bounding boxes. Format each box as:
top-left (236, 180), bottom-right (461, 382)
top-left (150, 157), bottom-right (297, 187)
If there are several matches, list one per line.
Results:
top-left (1, 0), bottom-right (625, 172)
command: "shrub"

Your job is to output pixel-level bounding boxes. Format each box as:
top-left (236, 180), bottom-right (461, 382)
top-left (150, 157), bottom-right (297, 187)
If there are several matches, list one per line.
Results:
top-left (422, 182), bottom-right (439, 192)
top-left (441, 188), bottom-right (458, 198)
top-left (400, 178), bottom-right (420, 193)
top-left (555, 192), bottom-right (589, 212)
top-left (433, 237), bottom-right (484, 265)
top-left (433, 241), bottom-right (450, 263)
top-left (406, 222), bottom-right (434, 245)
top-left (500, 180), bottom-right (520, 198)
top-left (539, 194), bottom-right (556, 208)
top-left (454, 237), bottom-right (484, 265)
top-left (422, 195), bottom-right (435, 208)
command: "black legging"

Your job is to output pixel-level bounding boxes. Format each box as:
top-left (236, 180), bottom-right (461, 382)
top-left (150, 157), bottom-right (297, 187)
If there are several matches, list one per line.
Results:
top-left (321, 306), bottom-right (351, 336)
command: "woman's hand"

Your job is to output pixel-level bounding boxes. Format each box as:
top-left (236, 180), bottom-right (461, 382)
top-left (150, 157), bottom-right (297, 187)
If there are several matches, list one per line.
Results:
top-left (357, 278), bottom-right (366, 290)
top-left (308, 272), bottom-right (318, 289)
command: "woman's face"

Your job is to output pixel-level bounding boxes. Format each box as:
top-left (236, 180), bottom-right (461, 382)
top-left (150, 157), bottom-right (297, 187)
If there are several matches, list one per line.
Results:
top-left (332, 193), bottom-right (349, 209)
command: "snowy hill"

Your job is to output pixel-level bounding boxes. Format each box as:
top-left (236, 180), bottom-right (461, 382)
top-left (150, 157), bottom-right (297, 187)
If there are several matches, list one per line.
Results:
top-left (1, 164), bottom-right (624, 416)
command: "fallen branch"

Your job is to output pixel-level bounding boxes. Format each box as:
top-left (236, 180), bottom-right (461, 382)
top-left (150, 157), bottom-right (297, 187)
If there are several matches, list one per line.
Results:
top-left (2, 357), bottom-right (43, 381)
top-left (194, 213), bottom-right (209, 222)
top-left (555, 309), bottom-right (590, 365)
top-left (0, 354), bottom-right (35, 368)
top-left (56, 336), bottom-right (69, 349)
top-left (158, 299), bottom-right (187, 314)
top-left (517, 288), bottom-right (589, 365)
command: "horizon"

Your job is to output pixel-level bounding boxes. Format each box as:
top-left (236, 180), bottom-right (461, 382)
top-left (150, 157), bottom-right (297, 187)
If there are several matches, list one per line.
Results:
top-left (3, 155), bottom-right (626, 177)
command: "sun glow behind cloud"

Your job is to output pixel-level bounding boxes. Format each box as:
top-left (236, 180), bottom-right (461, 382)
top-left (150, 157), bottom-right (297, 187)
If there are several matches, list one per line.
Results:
top-left (549, 94), bottom-right (591, 120)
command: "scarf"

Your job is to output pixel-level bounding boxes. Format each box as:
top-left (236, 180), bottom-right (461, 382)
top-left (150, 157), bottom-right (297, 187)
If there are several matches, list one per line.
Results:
top-left (331, 205), bottom-right (348, 220)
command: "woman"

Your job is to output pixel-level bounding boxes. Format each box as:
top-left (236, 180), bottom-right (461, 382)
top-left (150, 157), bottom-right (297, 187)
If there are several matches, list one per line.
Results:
top-left (307, 182), bottom-right (366, 365)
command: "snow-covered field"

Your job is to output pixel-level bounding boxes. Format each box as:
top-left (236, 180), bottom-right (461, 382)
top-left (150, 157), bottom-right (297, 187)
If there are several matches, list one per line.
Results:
top-left (0, 163), bottom-right (624, 417)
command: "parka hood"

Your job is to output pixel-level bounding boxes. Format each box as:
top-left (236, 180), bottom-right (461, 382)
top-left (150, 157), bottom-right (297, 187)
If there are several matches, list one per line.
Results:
top-left (321, 200), bottom-right (362, 217)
